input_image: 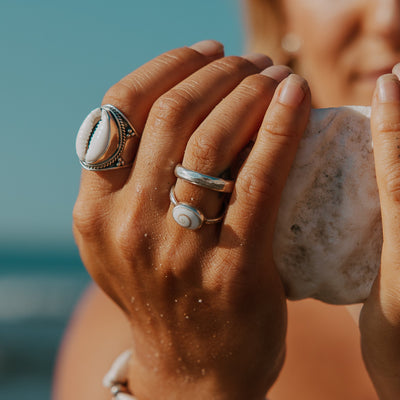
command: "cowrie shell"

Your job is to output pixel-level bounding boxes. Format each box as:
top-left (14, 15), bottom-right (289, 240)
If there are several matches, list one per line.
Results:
top-left (172, 204), bottom-right (203, 230)
top-left (76, 107), bottom-right (111, 163)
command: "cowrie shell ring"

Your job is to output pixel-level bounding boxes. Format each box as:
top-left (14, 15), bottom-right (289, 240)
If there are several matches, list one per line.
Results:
top-left (76, 104), bottom-right (139, 171)
top-left (169, 185), bottom-right (225, 230)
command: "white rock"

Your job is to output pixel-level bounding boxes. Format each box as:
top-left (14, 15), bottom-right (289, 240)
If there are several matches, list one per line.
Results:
top-left (274, 106), bottom-right (381, 304)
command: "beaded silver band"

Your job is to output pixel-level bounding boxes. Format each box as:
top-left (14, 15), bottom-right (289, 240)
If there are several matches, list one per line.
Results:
top-left (169, 185), bottom-right (225, 230)
top-left (174, 163), bottom-right (234, 193)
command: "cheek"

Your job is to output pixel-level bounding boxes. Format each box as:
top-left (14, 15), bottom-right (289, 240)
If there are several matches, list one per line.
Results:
top-left (284, 1), bottom-right (363, 105)
top-left (295, 3), bottom-right (358, 63)
top-left (297, 16), bottom-right (361, 106)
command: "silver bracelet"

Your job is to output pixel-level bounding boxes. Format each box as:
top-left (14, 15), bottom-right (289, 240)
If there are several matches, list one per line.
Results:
top-left (103, 350), bottom-right (137, 399)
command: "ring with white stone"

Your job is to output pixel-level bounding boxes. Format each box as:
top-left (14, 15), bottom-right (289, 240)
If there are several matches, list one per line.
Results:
top-left (76, 104), bottom-right (139, 171)
top-left (169, 186), bottom-right (225, 230)
top-left (174, 164), bottom-right (234, 193)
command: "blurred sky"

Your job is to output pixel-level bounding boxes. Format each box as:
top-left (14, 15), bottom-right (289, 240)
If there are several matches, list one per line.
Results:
top-left (0, 0), bottom-right (243, 251)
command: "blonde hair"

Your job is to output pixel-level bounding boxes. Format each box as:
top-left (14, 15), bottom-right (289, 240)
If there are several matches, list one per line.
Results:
top-left (242, 0), bottom-right (290, 65)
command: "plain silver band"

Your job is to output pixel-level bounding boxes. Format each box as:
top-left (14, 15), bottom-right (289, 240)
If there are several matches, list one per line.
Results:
top-left (169, 185), bottom-right (225, 229)
top-left (174, 164), bottom-right (234, 193)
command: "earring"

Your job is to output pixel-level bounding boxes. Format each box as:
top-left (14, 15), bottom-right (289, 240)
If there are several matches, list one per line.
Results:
top-left (281, 33), bottom-right (302, 54)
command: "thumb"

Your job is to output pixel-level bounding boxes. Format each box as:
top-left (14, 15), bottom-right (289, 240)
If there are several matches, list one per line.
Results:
top-left (371, 73), bottom-right (400, 277)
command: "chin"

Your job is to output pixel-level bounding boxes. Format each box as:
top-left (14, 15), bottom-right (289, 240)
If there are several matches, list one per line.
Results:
top-left (346, 81), bottom-right (376, 106)
top-left (311, 81), bottom-right (374, 108)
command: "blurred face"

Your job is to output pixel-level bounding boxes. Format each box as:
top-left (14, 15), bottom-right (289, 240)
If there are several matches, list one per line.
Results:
top-left (281, 0), bottom-right (400, 107)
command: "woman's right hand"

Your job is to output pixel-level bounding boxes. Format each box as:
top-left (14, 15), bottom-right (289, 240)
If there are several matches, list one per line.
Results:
top-left (361, 69), bottom-right (400, 399)
top-left (73, 40), bottom-right (311, 400)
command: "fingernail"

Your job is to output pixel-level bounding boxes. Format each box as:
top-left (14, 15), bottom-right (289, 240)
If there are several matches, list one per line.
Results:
top-left (377, 74), bottom-right (400, 103)
top-left (243, 53), bottom-right (273, 69)
top-left (261, 65), bottom-right (292, 82)
top-left (393, 63), bottom-right (400, 80)
top-left (190, 40), bottom-right (224, 57)
top-left (278, 74), bottom-right (308, 106)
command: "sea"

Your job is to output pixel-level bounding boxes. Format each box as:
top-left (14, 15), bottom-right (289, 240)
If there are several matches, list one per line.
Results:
top-left (0, 247), bottom-right (90, 399)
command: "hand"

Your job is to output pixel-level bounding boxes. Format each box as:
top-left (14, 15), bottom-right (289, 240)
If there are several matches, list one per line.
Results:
top-left (360, 68), bottom-right (400, 399)
top-left (73, 40), bottom-right (311, 400)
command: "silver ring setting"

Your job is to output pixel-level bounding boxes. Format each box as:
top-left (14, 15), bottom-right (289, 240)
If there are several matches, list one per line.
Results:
top-left (169, 186), bottom-right (225, 230)
top-left (76, 104), bottom-right (139, 171)
top-left (174, 164), bottom-right (234, 193)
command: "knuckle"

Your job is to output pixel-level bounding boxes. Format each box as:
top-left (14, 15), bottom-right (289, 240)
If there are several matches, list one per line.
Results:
top-left (236, 162), bottom-right (275, 201)
top-left (114, 226), bottom-right (134, 261)
top-left (72, 199), bottom-right (104, 239)
top-left (376, 120), bottom-right (400, 135)
top-left (239, 74), bottom-right (276, 95)
top-left (384, 164), bottom-right (400, 202)
top-left (110, 203), bottom-right (153, 262)
top-left (113, 211), bottom-right (144, 261)
top-left (189, 133), bottom-right (221, 169)
top-left (211, 55), bottom-right (256, 75)
top-left (156, 46), bottom-right (205, 68)
top-left (150, 91), bottom-right (192, 127)
top-left (263, 118), bottom-right (293, 138)
top-left (102, 47), bottom-right (202, 110)
top-left (154, 50), bottom-right (185, 68)
top-left (103, 79), bottom-right (142, 111)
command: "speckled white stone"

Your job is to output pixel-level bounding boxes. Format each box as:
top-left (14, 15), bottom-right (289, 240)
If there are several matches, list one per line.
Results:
top-left (274, 106), bottom-right (381, 304)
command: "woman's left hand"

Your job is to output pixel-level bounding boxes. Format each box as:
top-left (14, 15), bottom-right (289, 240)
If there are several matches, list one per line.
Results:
top-left (360, 68), bottom-right (400, 399)
top-left (73, 41), bottom-right (311, 400)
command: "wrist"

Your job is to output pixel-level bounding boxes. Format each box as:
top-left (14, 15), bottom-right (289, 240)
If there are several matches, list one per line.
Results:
top-left (360, 294), bottom-right (400, 399)
top-left (128, 361), bottom-right (270, 400)
top-left (361, 329), bottom-right (400, 399)
top-left (126, 345), bottom-right (284, 400)
top-left (362, 365), bottom-right (400, 400)
top-left (105, 348), bottom-right (281, 400)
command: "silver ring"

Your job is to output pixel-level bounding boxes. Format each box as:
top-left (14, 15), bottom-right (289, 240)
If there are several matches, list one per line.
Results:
top-left (174, 164), bottom-right (234, 193)
top-left (76, 104), bottom-right (139, 171)
top-left (169, 185), bottom-right (225, 230)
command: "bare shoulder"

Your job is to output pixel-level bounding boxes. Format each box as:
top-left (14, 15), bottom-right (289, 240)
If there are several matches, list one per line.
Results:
top-left (52, 284), bottom-right (132, 400)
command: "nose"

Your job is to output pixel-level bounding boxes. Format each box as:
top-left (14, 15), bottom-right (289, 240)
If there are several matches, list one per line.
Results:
top-left (366, 0), bottom-right (400, 43)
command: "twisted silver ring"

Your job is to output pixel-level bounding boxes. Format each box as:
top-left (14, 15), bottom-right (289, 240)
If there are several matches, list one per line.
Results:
top-left (76, 104), bottom-right (139, 171)
top-left (169, 186), bottom-right (225, 230)
top-left (174, 164), bottom-right (234, 193)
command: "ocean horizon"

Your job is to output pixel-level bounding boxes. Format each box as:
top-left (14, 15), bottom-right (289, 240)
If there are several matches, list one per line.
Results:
top-left (0, 246), bottom-right (90, 399)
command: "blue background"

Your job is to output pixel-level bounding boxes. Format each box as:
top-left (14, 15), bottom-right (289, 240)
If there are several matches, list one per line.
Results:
top-left (0, 1), bottom-right (243, 398)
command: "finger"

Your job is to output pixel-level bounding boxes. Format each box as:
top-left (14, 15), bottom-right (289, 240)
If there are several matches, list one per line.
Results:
top-left (129, 54), bottom-right (273, 204)
top-left (392, 62), bottom-right (400, 79)
top-left (260, 65), bottom-right (292, 82)
top-left (102, 40), bottom-right (225, 135)
top-left (222, 74), bottom-right (311, 250)
top-left (78, 40), bottom-right (224, 195)
top-left (371, 74), bottom-right (400, 273)
top-left (171, 66), bottom-right (292, 228)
